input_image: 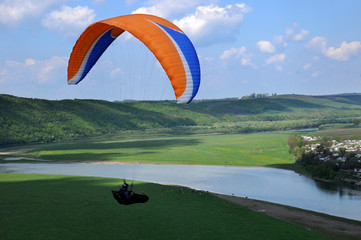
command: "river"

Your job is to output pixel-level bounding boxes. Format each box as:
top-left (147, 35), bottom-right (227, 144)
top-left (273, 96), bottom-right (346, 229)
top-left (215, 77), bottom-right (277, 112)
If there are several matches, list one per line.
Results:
top-left (1, 163), bottom-right (361, 222)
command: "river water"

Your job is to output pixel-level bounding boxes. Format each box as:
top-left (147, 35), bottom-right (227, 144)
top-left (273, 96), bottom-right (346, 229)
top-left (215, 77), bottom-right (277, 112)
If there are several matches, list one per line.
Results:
top-left (1, 163), bottom-right (361, 222)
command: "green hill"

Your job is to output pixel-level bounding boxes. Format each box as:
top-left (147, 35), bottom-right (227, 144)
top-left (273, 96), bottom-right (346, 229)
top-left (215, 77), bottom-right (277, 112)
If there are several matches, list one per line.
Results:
top-left (1, 94), bottom-right (361, 145)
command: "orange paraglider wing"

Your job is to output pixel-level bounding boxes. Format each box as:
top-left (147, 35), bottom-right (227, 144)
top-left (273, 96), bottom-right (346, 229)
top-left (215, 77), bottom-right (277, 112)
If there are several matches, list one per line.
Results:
top-left (67, 14), bottom-right (200, 103)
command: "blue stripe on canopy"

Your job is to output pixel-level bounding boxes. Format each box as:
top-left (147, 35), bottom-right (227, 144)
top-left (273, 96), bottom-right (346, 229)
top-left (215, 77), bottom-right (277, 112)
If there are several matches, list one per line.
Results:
top-left (79, 29), bottom-right (117, 84)
top-left (154, 23), bottom-right (201, 103)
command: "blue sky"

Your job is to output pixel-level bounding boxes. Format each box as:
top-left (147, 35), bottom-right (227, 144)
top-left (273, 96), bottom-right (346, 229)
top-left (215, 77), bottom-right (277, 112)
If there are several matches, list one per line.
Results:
top-left (1, 0), bottom-right (361, 101)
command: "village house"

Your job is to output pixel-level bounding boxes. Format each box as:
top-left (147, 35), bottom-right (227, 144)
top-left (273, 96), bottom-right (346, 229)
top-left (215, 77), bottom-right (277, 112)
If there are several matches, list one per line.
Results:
top-left (302, 136), bottom-right (361, 156)
top-left (301, 135), bottom-right (361, 175)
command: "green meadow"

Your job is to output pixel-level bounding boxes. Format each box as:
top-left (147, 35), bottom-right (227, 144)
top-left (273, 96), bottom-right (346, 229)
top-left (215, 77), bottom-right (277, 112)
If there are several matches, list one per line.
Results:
top-left (0, 173), bottom-right (331, 240)
top-left (17, 132), bottom-right (293, 166)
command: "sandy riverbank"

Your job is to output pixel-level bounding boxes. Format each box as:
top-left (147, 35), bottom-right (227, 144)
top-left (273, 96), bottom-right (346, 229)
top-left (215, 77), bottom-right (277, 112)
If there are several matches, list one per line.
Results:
top-left (213, 193), bottom-right (361, 240)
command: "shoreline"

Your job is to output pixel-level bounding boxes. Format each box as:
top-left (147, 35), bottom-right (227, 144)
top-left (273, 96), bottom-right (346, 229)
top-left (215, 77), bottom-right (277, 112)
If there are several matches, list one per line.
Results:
top-left (212, 193), bottom-right (361, 240)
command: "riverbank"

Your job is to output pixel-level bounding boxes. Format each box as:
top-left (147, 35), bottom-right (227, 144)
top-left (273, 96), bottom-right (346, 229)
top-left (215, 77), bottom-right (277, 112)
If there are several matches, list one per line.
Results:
top-left (2, 162), bottom-right (361, 222)
top-left (213, 193), bottom-right (361, 240)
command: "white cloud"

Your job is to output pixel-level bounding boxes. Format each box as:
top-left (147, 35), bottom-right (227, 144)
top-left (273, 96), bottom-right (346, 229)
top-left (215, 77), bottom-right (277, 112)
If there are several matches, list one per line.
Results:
top-left (0, 69), bottom-right (6, 84)
top-left (324, 41), bottom-right (361, 61)
top-left (258, 24), bottom-right (307, 54)
top-left (265, 54), bottom-right (285, 71)
top-left (306, 37), bottom-right (361, 61)
top-left (306, 36), bottom-right (328, 51)
top-left (257, 40), bottom-right (275, 53)
top-left (1, 60), bottom-right (27, 83)
top-left (293, 29), bottom-right (309, 41)
top-left (132, 0), bottom-right (204, 18)
top-left (110, 67), bottom-right (124, 79)
top-left (0, 0), bottom-right (63, 27)
top-left (240, 58), bottom-right (256, 68)
top-left (220, 47), bottom-right (247, 59)
top-left (286, 23), bottom-right (309, 41)
top-left (266, 54), bottom-right (285, 64)
top-left (0, 56), bottom-right (67, 84)
top-left (273, 35), bottom-right (288, 48)
top-left (25, 58), bottom-right (36, 66)
top-left (42, 5), bottom-right (96, 37)
top-left (38, 56), bottom-right (67, 83)
top-left (220, 47), bottom-right (256, 68)
top-left (303, 63), bottom-right (311, 70)
top-left (173, 4), bottom-right (251, 46)
top-left (312, 71), bottom-right (320, 77)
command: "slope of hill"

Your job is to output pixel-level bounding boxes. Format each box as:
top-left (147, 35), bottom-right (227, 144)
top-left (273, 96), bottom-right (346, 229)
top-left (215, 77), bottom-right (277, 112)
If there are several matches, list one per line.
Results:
top-left (1, 94), bottom-right (361, 145)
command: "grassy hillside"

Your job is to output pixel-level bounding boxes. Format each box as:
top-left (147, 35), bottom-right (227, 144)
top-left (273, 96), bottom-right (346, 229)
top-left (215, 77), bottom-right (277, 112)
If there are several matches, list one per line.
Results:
top-left (1, 94), bottom-right (361, 145)
top-left (0, 173), bottom-right (334, 240)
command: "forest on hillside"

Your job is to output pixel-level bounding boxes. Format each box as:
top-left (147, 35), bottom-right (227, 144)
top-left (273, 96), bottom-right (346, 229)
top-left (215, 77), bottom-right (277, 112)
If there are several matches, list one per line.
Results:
top-left (1, 94), bottom-right (361, 145)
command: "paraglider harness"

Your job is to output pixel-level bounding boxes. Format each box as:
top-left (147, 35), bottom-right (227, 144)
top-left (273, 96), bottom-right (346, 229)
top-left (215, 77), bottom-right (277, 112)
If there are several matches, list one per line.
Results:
top-left (119, 182), bottom-right (133, 199)
top-left (112, 180), bottom-right (149, 205)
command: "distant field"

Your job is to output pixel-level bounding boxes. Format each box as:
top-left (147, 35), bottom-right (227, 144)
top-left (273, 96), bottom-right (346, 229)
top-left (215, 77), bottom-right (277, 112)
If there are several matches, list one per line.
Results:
top-left (6, 132), bottom-right (293, 166)
top-left (5, 128), bottom-right (361, 167)
top-left (0, 173), bottom-right (331, 240)
top-left (312, 127), bottom-right (361, 140)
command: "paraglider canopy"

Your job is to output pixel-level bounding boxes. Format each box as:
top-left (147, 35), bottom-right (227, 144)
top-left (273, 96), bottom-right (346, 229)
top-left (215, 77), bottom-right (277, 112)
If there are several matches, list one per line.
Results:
top-left (67, 14), bottom-right (201, 104)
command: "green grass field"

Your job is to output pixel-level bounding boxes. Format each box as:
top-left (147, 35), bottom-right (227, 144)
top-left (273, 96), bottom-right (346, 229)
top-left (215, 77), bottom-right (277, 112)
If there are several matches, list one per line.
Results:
top-left (13, 132), bottom-right (293, 166)
top-left (0, 173), bottom-right (331, 240)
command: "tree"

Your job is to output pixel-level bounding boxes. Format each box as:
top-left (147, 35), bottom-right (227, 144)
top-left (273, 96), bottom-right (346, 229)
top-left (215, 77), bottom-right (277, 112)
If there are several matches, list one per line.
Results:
top-left (339, 147), bottom-right (347, 157)
top-left (353, 118), bottom-right (361, 127)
